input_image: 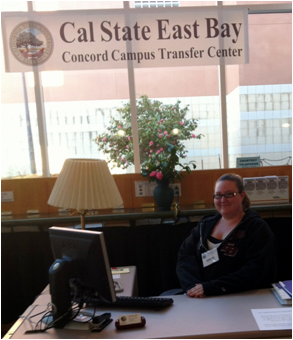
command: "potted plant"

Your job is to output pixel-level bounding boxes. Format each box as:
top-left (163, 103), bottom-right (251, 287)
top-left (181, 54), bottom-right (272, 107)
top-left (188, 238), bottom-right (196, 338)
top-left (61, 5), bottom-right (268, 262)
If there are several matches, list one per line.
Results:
top-left (141, 143), bottom-right (198, 210)
top-left (94, 95), bottom-right (203, 209)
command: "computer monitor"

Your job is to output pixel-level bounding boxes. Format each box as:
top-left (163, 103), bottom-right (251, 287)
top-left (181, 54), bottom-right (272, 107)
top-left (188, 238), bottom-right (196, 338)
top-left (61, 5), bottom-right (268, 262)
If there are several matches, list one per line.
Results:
top-left (48, 227), bottom-right (116, 328)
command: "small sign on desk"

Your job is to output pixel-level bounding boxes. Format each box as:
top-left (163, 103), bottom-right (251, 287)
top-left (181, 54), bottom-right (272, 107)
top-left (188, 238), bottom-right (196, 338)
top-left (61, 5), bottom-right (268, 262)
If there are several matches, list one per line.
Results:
top-left (236, 156), bottom-right (260, 168)
top-left (111, 267), bottom-right (130, 275)
top-left (1, 191), bottom-right (14, 202)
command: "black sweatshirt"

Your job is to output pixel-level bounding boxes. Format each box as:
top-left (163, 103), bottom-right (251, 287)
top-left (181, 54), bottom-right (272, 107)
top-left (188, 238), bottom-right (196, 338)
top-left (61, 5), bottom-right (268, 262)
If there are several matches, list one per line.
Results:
top-left (176, 209), bottom-right (277, 296)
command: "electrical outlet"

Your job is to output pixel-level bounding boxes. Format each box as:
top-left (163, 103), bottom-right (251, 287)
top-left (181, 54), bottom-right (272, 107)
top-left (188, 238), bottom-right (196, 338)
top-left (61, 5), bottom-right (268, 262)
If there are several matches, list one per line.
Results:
top-left (135, 181), bottom-right (181, 197)
top-left (170, 183), bottom-right (181, 196)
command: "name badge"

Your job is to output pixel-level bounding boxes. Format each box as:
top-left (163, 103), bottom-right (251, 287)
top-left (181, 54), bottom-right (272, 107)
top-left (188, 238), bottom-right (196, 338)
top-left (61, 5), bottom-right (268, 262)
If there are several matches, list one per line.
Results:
top-left (201, 248), bottom-right (219, 267)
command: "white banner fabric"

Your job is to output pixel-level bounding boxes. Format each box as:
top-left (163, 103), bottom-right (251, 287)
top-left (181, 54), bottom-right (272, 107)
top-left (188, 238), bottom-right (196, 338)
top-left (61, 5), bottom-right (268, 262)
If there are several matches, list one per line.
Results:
top-left (1, 7), bottom-right (249, 72)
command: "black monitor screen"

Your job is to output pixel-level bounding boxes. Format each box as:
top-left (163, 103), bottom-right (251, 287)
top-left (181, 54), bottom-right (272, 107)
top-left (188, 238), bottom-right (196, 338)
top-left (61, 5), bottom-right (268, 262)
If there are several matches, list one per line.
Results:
top-left (48, 227), bottom-right (116, 327)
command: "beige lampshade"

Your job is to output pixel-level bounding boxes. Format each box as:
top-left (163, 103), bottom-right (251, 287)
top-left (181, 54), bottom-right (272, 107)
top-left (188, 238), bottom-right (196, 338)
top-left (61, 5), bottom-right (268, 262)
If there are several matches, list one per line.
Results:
top-left (48, 158), bottom-right (123, 211)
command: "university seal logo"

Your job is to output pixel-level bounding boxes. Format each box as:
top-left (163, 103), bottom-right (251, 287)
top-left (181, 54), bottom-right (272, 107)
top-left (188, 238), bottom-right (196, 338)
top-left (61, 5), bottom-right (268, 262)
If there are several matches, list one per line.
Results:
top-left (10, 21), bottom-right (53, 66)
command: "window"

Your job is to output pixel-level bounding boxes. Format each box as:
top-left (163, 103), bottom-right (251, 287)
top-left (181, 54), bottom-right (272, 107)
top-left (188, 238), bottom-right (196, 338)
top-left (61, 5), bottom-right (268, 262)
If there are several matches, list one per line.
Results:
top-left (134, 66), bottom-right (221, 170)
top-left (226, 12), bottom-right (292, 167)
top-left (1, 1), bottom-right (291, 178)
top-left (42, 69), bottom-right (131, 174)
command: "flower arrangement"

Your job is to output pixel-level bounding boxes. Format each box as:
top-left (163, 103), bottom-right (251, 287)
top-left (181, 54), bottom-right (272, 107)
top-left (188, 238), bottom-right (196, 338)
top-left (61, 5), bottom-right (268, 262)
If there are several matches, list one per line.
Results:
top-left (141, 143), bottom-right (197, 183)
top-left (94, 95), bottom-right (203, 181)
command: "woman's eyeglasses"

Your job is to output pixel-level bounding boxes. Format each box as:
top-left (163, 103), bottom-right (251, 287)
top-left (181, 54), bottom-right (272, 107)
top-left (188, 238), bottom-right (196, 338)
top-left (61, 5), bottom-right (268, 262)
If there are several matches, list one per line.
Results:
top-left (213, 192), bottom-right (238, 199)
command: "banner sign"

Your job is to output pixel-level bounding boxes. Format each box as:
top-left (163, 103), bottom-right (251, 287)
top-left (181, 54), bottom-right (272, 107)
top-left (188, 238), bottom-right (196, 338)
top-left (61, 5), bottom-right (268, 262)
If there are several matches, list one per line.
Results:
top-left (1, 7), bottom-right (249, 72)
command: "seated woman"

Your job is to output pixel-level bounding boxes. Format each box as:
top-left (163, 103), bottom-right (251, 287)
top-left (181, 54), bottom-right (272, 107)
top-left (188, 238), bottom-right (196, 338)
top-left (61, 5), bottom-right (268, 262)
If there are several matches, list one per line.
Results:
top-left (176, 173), bottom-right (277, 298)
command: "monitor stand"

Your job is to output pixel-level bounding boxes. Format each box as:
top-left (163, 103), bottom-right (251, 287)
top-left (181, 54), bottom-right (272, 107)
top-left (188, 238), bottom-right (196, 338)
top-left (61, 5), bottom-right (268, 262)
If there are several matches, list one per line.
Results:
top-left (42, 313), bottom-right (94, 330)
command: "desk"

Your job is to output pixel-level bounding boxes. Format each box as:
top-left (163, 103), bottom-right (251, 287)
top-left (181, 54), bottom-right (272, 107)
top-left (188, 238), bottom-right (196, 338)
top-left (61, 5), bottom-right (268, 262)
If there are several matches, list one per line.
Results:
top-left (4, 266), bottom-right (137, 339)
top-left (2, 214), bottom-right (292, 326)
top-left (4, 289), bottom-right (292, 339)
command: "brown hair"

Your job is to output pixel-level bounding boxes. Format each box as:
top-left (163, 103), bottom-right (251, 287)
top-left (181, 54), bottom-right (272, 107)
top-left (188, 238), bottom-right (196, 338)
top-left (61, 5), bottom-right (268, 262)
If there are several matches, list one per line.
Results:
top-left (216, 173), bottom-right (250, 212)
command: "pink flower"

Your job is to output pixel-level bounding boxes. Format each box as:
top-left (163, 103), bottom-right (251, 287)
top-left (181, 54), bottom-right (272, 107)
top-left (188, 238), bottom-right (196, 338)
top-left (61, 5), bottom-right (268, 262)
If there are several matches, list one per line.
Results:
top-left (158, 129), bottom-right (162, 132)
top-left (156, 171), bottom-right (163, 180)
top-left (158, 121), bottom-right (161, 125)
top-left (164, 131), bottom-right (168, 135)
top-left (126, 145), bottom-right (129, 149)
top-left (102, 137), bottom-right (107, 141)
top-left (118, 125), bottom-right (122, 128)
top-left (159, 134), bottom-right (162, 138)
top-left (150, 171), bottom-right (157, 177)
top-left (172, 107), bottom-right (175, 110)
top-left (150, 150), bottom-right (153, 153)
top-left (160, 148), bottom-right (164, 152)
top-left (156, 150), bottom-right (160, 154)
top-left (192, 134), bottom-right (196, 138)
top-left (149, 141), bottom-right (153, 146)
top-left (149, 154), bottom-right (152, 157)
top-left (168, 135), bottom-right (171, 138)
top-left (127, 136), bottom-right (131, 140)
top-left (180, 121), bottom-right (184, 126)
top-left (161, 119), bottom-right (164, 122)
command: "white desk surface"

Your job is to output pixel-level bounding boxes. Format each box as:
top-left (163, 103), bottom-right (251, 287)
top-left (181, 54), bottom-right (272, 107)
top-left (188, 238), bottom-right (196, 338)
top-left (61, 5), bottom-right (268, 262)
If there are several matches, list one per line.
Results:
top-left (5, 287), bottom-right (292, 339)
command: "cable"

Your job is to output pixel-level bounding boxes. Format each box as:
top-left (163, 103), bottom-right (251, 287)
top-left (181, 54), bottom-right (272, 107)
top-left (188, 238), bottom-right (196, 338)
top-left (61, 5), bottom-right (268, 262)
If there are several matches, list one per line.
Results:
top-left (261, 156), bottom-right (292, 162)
top-left (29, 285), bottom-right (79, 332)
top-left (261, 156), bottom-right (292, 166)
top-left (26, 285), bottom-right (101, 333)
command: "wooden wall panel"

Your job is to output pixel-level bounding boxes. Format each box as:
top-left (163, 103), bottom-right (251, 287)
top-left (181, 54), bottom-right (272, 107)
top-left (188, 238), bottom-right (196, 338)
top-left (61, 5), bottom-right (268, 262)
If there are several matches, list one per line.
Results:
top-left (47, 177), bottom-right (58, 213)
top-left (1, 165), bottom-right (291, 214)
top-left (180, 171), bottom-right (215, 205)
top-left (113, 174), bottom-right (135, 209)
top-left (2, 178), bottom-right (54, 215)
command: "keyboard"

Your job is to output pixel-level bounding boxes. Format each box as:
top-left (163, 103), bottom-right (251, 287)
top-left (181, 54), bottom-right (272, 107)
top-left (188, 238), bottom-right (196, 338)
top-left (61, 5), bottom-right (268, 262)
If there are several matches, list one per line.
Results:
top-left (86, 295), bottom-right (174, 310)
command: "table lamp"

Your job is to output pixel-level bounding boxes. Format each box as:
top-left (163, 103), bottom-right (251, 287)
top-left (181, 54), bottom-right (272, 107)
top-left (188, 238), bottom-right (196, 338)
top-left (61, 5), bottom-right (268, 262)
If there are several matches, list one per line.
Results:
top-left (48, 158), bottom-right (123, 229)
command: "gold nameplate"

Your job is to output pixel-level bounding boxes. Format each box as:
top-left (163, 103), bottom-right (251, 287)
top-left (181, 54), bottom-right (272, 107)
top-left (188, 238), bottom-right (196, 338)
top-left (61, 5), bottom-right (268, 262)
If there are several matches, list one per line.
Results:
top-left (142, 203), bottom-right (155, 212)
top-left (194, 200), bottom-right (206, 209)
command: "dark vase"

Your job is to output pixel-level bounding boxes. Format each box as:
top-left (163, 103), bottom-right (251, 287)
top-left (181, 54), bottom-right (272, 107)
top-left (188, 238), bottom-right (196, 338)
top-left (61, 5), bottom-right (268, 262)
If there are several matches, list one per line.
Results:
top-left (153, 178), bottom-right (174, 211)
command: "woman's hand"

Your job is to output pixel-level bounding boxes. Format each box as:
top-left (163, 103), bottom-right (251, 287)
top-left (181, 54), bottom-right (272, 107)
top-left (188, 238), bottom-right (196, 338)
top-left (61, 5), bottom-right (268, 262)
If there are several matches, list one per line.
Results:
top-left (187, 284), bottom-right (205, 298)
